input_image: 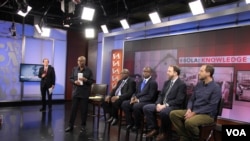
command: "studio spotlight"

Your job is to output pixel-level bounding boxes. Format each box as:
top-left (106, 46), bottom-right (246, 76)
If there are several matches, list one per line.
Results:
top-left (17, 5), bottom-right (32, 17)
top-left (120, 19), bottom-right (129, 29)
top-left (41, 27), bottom-right (51, 37)
top-left (85, 28), bottom-right (95, 38)
top-left (101, 25), bottom-right (109, 33)
top-left (149, 11), bottom-right (161, 24)
top-left (189, 0), bottom-right (204, 15)
top-left (81, 7), bottom-right (95, 21)
top-left (35, 23), bottom-right (42, 34)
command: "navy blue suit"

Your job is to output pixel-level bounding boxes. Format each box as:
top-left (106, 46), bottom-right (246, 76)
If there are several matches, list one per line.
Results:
top-left (143, 78), bottom-right (187, 132)
top-left (121, 77), bottom-right (158, 127)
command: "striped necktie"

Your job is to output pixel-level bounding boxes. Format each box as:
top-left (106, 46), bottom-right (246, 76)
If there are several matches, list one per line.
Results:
top-left (115, 80), bottom-right (126, 96)
top-left (163, 81), bottom-right (174, 104)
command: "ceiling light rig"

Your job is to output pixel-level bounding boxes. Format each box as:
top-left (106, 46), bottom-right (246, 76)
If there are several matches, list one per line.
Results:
top-left (72, 0), bottom-right (82, 5)
top-left (63, 17), bottom-right (72, 27)
top-left (60, 0), bottom-right (84, 27)
top-left (16, 0), bottom-right (32, 17)
top-left (35, 18), bottom-right (43, 34)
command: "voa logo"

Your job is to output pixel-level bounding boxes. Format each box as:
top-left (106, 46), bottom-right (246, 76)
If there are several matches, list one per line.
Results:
top-left (226, 129), bottom-right (246, 136)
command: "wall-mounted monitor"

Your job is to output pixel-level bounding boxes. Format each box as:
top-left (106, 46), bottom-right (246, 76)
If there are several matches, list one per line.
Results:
top-left (19, 63), bottom-right (43, 82)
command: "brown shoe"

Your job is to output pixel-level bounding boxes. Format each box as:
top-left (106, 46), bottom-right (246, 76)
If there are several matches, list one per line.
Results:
top-left (145, 129), bottom-right (158, 137)
top-left (156, 133), bottom-right (167, 141)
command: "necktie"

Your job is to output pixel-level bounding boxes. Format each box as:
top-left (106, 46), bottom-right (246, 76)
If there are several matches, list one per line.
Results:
top-left (163, 81), bottom-right (173, 104)
top-left (141, 79), bottom-right (146, 91)
top-left (115, 80), bottom-right (126, 96)
top-left (44, 67), bottom-right (47, 74)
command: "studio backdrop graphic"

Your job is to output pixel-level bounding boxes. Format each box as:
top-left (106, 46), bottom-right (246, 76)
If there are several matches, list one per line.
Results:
top-left (123, 25), bottom-right (250, 122)
top-left (0, 37), bottom-right (22, 101)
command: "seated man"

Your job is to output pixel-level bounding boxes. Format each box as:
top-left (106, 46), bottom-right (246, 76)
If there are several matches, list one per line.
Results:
top-left (143, 65), bottom-right (187, 141)
top-left (102, 69), bottom-right (136, 125)
top-left (121, 66), bottom-right (158, 131)
top-left (170, 64), bottom-right (222, 141)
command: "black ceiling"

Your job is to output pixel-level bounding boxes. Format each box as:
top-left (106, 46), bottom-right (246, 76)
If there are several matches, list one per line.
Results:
top-left (0, 0), bottom-right (239, 32)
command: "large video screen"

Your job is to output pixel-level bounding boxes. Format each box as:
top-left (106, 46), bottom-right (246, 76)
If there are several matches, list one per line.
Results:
top-left (19, 63), bottom-right (43, 82)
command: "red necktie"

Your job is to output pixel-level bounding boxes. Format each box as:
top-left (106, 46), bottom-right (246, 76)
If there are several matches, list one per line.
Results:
top-left (44, 68), bottom-right (47, 74)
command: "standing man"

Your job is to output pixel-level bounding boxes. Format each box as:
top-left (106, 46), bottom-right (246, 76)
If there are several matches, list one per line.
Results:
top-left (121, 66), bottom-right (158, 132)
top-left (170, 64), bottom-right (222, 141)
top-left (143, 65), bottom-right (187, 141)
top-left (102, 69), bottom-right (136, 125)
top-left (65, 56), bottom-right (94, 132)
top-left (38, 58), bottom-right (56, 112)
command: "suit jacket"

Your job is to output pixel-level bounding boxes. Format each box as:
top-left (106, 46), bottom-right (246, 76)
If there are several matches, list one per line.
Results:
top-left (135, 77), bottom-right (158, 102)
top-left (38, 65), bottom-right (56, 88)
top-left (110, 77), bottom-right (136, 101)
top-left (156, 78), bottom-right (187, 108)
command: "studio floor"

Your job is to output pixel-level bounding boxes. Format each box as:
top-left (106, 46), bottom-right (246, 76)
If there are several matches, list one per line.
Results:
top-left (0, 102), bottom-right (179, 141)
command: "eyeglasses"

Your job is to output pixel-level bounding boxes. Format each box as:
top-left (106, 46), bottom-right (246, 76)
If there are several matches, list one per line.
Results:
top-left (78, 60), bottom-right (84, 62)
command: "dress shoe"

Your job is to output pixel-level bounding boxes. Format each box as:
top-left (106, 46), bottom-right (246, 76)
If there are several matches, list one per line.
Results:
top-left (106, 117), bottom-right (113, 123)
top-left (111, 118), bottom-right (118, 125)
top-left (126, 124), bottom-right (133, 130)
top-left (80, 126), bottom-right (86, 132)
top-left (65, 126), bottom-right (73, 132)
top-left (156, 133), bottom-right (167, 141)
top-left (39, 108), bottom-right (46, 112)
top-left (131, 126), bottom-right (139, 132)
top-left (145, 129), bottom-right (158, 138)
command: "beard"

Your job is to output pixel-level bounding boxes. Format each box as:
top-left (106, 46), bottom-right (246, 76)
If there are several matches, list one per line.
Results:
top-left (199, 75), bottom-right (205, 81)
top-left (168, 74), bottom-right (175, 81)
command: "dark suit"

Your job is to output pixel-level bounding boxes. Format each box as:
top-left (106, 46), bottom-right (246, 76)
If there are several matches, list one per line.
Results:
top-left (38, 65), bottom-right (56, 110)
top-left (102, 77), bottom-right (136, 119)
top-left (121, 77), bottom-right (158, 128)
top-left (143, 78), bottom-right (186, 132)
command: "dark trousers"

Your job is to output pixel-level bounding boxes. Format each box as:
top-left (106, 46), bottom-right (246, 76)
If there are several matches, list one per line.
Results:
top-left (143, 104), bottom-right (173, 133)
top-left (40, 85), bottom-right (52, 109)
top-left (102, 98), bottom-right (123, 119)
top-left (121, 100), bottom-right (151, 127)
top-left (68, 97), bottom-right (89, 127)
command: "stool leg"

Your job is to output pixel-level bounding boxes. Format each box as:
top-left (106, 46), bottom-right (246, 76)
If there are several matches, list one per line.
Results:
top-left (92, 104), bottom-right (95, 118)
top-left (118, 110), bottom-right (122, 141)
top-left (97, 104), bottom-right (100, 130)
